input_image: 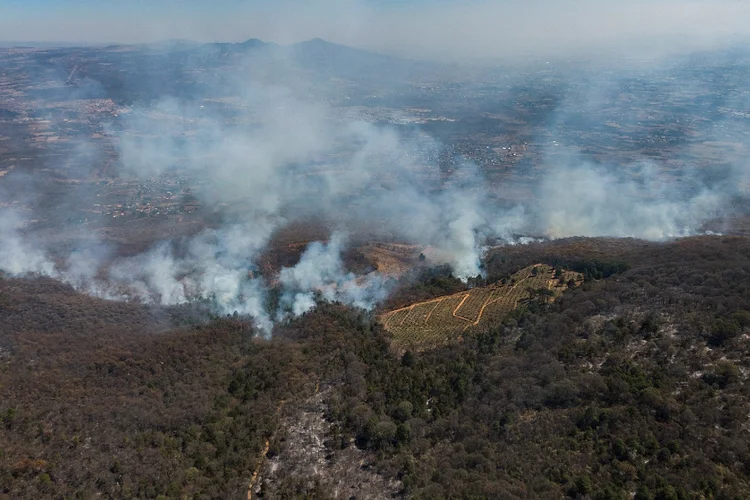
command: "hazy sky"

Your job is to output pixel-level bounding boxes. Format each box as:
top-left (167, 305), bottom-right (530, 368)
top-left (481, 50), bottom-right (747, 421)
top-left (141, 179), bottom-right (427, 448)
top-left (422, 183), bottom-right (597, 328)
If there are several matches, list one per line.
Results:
top-left (2, 0), bottom-right (750, 59)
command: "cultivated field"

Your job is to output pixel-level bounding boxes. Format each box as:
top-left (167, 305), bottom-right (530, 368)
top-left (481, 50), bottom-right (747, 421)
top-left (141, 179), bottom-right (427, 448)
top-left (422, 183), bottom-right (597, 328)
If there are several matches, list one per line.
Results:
top-left (380, 264), bottom-right (582, 349)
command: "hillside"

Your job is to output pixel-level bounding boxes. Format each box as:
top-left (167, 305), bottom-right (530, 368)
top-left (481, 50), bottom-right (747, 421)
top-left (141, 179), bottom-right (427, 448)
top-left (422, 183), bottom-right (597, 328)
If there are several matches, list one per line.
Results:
top-left (2, 236), bottom-right (750, 498)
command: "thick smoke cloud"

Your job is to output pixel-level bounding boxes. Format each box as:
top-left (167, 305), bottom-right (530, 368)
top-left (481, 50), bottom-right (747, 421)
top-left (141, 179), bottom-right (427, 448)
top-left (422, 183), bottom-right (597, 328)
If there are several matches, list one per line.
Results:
top-left (94, 76), bottom-right (510, 323)
top-left (0, 61), bottom-right (521, 330)
top-left (1, 40), bottom-right (748, 333)
top-left (535, 162), bottom-right (724, 239)
top-left (278, 233), bottom-right (388, 316)
top-left (105, 222), bottom-right (277, 330)
top-left (0, 211), bottom-right (56, 277)
top-left (528, 58), bottom-right (749, 239)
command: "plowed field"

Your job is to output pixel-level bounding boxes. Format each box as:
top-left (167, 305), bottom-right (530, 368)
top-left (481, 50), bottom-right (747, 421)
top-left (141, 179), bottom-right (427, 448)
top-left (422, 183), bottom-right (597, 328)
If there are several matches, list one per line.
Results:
top-left (380, 264), bottom-right (582, 349)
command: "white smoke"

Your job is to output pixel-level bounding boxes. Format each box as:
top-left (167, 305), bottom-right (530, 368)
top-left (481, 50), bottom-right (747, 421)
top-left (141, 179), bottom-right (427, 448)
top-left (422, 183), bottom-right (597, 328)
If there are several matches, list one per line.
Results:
top-left (0, 90), bottom-right (502, 332)
top-left (278, 233), bottom-right (389, 316)
top-left (99, 221), bottom-right (277, 329)
top-left (109, 243), bottom-right (187, 305)
top-left (2, 44), bottom-right (749, 335)
top-left (0, 210), bottom-right (57, 277)
top-left (535, 162), bottom-right (726, 239)
top-left (109, 79), bottom-right (503, 290)
top-left (64, 244), bottom-right (109, 290)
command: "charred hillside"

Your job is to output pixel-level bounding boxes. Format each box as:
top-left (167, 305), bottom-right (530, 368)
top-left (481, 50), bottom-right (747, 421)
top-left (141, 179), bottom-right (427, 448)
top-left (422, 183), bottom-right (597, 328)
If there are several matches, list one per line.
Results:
top-left (2, 235), bottom-right (750, 498)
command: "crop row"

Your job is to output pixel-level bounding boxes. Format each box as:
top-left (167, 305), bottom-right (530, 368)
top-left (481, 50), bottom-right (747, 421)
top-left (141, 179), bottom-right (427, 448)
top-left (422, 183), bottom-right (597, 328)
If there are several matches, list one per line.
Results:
top-left (383, 265), bottom-right (583, 349)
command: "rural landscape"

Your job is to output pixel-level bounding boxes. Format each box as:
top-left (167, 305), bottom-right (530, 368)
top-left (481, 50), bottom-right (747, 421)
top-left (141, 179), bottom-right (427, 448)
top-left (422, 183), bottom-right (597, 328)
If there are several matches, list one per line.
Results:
top-left (3, 2), bottom-right (750, 498)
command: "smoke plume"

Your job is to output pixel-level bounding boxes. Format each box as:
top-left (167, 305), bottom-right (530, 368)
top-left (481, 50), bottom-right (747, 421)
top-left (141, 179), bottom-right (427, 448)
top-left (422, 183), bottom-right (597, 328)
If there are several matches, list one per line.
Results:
top-left (1, 41), bottom-right (749, 333)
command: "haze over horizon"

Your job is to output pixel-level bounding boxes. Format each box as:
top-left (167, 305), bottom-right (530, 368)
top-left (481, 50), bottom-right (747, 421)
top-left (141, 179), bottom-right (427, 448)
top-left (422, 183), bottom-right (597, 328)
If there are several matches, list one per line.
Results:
top-left (3, 0), bottom-right (750, 60)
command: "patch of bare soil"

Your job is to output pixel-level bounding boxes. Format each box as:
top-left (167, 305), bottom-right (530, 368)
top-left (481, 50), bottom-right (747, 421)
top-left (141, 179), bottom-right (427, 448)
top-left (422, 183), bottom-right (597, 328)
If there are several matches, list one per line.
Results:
top-left (358, 242), bottom-right (422, 278)
top-left (252, 389), bottom-right (401, 499)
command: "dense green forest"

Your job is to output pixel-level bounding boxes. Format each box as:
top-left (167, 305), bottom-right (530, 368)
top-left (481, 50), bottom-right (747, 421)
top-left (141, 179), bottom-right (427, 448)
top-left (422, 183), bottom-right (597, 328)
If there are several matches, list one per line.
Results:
top-left (2, 235), bottom-right (750, 499)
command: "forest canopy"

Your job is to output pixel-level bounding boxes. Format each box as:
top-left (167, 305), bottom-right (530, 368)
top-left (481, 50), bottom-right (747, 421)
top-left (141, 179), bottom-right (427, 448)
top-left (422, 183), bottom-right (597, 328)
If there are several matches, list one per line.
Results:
top-left (2, 235), bottom-right (750, 499)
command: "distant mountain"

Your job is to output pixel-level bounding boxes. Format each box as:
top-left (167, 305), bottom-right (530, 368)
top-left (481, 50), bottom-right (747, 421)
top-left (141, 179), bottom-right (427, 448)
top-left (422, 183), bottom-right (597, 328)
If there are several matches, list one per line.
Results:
top-left (141, 39), bottom-right (204, 51)
top-left (8, 37), bottom-right (439, 104)
top-left (2, 37), bottom-right (427, 84)
top-left (178, 37), bottom-right (429, 86)
top-left (290, 37), bottom-right (399, 63)
top-left (284, 38), bottom-right (433, 85)
top-left (290, 38), bottom-right (415, 69)
top-left (238, 38), bottom-right (269, 49)
top-left (201, 38), bottom-right (273, 52)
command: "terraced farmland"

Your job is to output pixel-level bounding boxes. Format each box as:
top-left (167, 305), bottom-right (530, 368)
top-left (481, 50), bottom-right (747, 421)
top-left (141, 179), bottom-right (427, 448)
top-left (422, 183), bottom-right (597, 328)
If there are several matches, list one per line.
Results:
top-left (380, 264), bottom-right (582, 349)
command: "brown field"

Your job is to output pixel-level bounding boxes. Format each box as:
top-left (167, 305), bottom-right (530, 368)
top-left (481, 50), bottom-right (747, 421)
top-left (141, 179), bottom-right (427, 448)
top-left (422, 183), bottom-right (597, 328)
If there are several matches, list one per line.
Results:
top-left (358, 242), bottom-right (422, 277)
top-left (379, 264), bottom-right (583, 349)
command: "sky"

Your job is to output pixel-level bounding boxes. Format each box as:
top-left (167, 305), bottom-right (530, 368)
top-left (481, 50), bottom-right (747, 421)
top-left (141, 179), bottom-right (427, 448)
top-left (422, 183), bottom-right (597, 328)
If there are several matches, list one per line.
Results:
top-left (2, 0), bottom-right (750, 59)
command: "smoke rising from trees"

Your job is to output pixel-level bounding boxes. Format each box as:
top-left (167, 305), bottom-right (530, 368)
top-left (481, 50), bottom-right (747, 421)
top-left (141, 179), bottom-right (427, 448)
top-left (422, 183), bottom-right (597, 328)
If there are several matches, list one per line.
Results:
top-left (0, 45), bottom-right (747, 332)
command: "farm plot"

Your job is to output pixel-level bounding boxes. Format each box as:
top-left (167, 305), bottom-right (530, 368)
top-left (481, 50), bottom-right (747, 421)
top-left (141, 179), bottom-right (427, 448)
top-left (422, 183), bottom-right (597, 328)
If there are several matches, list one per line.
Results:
top-left (453, 287), bottom-right (494, 324)
top-left (380, 264), bottom-right (582, 349)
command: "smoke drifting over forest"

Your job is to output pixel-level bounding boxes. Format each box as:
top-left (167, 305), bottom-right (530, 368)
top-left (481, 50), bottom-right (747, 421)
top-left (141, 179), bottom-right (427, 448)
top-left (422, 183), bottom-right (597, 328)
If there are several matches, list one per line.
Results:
top-left (1, 43), bottom-right (748, 332)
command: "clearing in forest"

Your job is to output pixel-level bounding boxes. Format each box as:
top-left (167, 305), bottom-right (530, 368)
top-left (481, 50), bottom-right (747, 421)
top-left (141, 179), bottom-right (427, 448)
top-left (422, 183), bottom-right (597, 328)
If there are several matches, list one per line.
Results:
top-left (379, 264), bottom-right (582, 349)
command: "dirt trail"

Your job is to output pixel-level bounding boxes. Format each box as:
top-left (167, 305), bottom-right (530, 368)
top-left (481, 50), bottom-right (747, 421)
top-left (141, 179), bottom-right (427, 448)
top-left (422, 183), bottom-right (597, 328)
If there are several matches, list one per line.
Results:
top-left (247, 440), bottom-right (271, 500)
top-left (247, 400), bottom-right (286, 500)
